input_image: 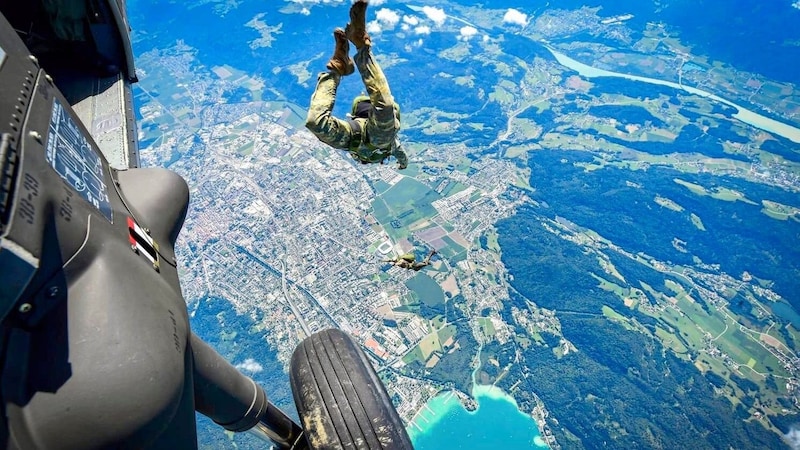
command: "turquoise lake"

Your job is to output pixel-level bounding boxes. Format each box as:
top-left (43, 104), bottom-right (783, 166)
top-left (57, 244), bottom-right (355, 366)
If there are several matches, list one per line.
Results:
top-left (408, 386), bottom-right (548, 449)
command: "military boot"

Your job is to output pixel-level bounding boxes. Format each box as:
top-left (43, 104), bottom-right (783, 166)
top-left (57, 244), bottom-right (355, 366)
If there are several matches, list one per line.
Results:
top-left (345, 0), bottom-right (371, 49)
top-left (326, 28), bottom-right (355, 76)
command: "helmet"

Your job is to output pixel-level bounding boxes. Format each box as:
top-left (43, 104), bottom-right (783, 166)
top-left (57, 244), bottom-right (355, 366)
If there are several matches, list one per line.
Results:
top-left (350, 96), bottom-right (402, 121)
top-left (351, 95), bottom-right (371, 118)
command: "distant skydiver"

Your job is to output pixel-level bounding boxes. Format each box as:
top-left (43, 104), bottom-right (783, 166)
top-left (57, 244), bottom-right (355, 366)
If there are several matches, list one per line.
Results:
top-left (383, 250), bottom-right (437, 271)
top-left (305, 0), bottom-right (409, 170)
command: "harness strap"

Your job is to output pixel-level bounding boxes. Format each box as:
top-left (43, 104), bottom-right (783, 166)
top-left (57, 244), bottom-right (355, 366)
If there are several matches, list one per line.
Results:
top-left (348, 118), bottom-right (363, 145)
top-left (347, 119), bottom-right (391, 164)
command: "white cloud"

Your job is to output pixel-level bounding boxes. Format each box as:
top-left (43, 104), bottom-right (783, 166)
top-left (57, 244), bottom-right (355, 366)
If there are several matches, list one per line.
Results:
top-left (793, 1), bottom-right (800, 9)
top-left (376, 8), bottom-right (400, 27)
top-left (367, 20), bottom-right (382, 34)
top-left (403, 15), bottom-right (420, 26)
top-left (785, 426), bottom-right (800, 449)
top-left (503, 8), bottom-right (528, 26)
top-left (235, 358), bottom-right (263, 373)
top-left (415, 25), bottom-right (431, 35)
top-left (287, 0), bottom-right (347, 14)
top-left (422, 6), bottom-right (447, 26)
top-left (370, 0), bottom-right (386, 5)
top-left (404, 38), bottom-right (426, 52)
top-left (459, 25), bottom-right (478, 40)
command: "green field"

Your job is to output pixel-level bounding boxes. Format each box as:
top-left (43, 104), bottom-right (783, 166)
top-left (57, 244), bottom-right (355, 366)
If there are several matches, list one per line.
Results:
top-left (478, 318), bottom-right (496, 340)
top-left (418, 332), bottom-right (442, 360)
top-left (371, 178), bottom-right (441, 241)
top-left (485, 229), bottom-right (501, 252)
top-left (601, 305), bottom-right (627, 323)
top-left (437, 324), bottom-right (457, 346)
top-left (436, 235), bottom-right (467, 260)
top-left (515, 334), bottom-right (533, 349)
top-left (634, 281), bottom-right (794, 384)
top-left (689, 213), bottom-right (706, 231)
top-left (673, 178), bottom-right (758, 204)
top-left (761, 200), bottom-right (800, 221)
top-left (402, 346), bottom-right (425, 365)
top-left (655, 325), bottom-right (690, 355)
top-left (403, 324), bottom-right (458, 366)
top-left (371, 198), bottom-right (390, 224)
top-left (369, 179), bottom-right (392, 195)
top-left (440, 181), bottom-right (468, 197)
top-left (237, 141), bottom-right (254, 156)
top-left (382, 178), bottom-right (440, 213)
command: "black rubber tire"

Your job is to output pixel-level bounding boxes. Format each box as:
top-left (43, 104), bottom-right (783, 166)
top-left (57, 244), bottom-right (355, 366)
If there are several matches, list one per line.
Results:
top-left (290, 328), bottom-right (413, 450)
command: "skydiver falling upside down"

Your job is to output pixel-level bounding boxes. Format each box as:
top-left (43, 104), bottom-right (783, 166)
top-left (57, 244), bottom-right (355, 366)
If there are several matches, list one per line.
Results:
top-left (305, 0), bottom-right (409, 170)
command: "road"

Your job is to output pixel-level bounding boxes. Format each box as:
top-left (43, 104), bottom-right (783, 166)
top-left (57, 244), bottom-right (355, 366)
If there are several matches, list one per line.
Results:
top-left (280, 259), bottom-right (312, 338)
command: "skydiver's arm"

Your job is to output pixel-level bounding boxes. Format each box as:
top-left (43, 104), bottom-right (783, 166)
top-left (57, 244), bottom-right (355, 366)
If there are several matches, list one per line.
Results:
top-left (392, 138), bottom-right (408, 170)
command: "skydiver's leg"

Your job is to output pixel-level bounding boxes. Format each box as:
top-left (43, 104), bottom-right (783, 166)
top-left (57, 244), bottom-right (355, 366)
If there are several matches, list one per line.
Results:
top-left (347, 0), bottom-right (400, 151)
top-left (305, 71), bottom-right (354, 149)
top-left (354, 46), bottom-right (399, 149)
top-left (421, 250), bottom-right (436, 265)
top-left (346, 0), bottom-right (372, 50)
top-left (327, 28), bottom-right (355, 76)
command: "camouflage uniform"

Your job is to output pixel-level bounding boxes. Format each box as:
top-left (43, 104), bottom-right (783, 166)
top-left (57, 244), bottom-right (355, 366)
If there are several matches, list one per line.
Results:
top-left (383, 250), bottom-right (436, 271)
top-left (306, 46), bottom-right (408, 168)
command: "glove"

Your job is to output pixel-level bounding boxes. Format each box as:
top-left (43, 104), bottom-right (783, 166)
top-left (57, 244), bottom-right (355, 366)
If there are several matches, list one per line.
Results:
top-left (392, 138), bottom-right (408, 170)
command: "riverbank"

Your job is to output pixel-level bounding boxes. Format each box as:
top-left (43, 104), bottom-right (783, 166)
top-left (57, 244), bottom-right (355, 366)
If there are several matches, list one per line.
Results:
top-left (546, 47), bottom-right (800, 144)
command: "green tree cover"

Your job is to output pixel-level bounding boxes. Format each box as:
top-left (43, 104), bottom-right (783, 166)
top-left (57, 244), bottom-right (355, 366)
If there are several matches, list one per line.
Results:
top-left (518, 323), bottom-right (783, 449)
top-left (426, 317), bottom-right (478, 394)
top-left (191, 296), bottom-right (296, 448)
top-left (704, 371), bottom-right (727, 389)
top-left (386, 33), bottom-right (505, 147)
top-left (496, 210), bottom-right (787, 448)
top-left (521, 150), bottom-right (800, 304)
top-left (400, 299), bottom-right (477, 393)
top-left (730, 372), bottom-right (760, 394)
top-left (479, 341), bottom-right (516, 382)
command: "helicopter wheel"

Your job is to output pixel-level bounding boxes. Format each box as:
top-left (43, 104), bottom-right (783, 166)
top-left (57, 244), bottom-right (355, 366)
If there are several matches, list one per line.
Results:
top-left (290, 328), bottom-right (413, 450)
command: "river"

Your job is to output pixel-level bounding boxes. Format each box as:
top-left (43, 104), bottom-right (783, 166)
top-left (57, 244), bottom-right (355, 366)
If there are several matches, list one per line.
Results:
top-left (546, 47), bottom-right (800, 144)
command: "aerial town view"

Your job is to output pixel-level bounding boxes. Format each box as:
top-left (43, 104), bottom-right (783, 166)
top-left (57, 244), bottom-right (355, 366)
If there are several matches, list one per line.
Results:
top-left (129, 1), bottom-right (800, 448)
